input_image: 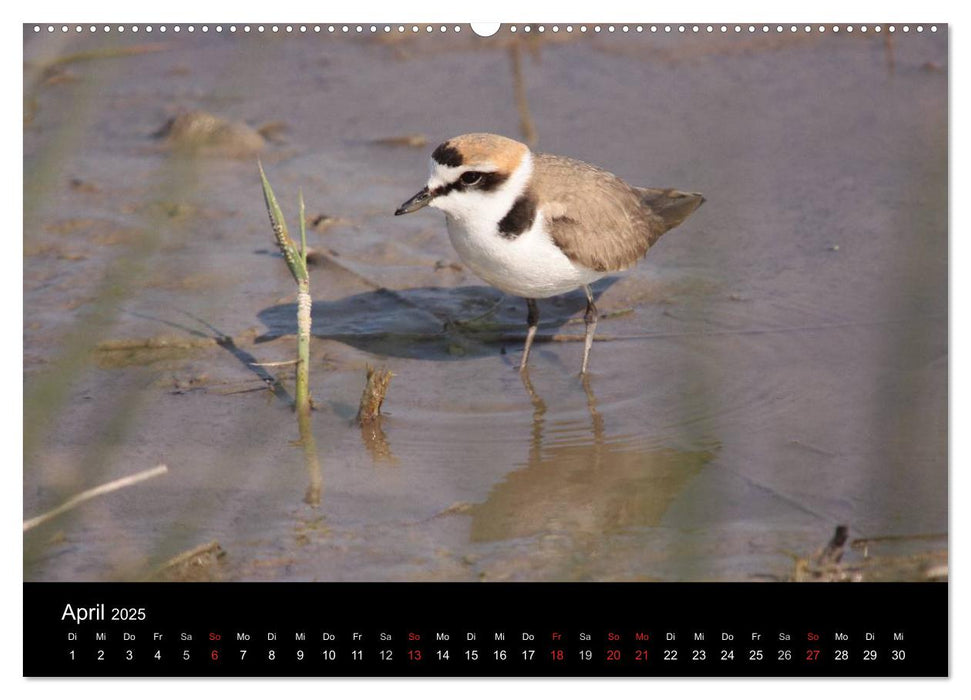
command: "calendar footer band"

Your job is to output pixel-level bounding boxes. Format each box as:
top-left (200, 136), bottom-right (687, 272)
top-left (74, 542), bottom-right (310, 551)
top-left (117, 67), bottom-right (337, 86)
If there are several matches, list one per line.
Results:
top-left (23, 582), bottom-right (946, 676)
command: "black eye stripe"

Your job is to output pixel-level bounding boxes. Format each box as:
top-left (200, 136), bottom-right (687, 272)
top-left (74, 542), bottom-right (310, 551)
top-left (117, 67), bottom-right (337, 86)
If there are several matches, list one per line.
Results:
top-left (477, 171), bottom-right (509, 192)
top-left (431, 171), bottom-right (510, 198)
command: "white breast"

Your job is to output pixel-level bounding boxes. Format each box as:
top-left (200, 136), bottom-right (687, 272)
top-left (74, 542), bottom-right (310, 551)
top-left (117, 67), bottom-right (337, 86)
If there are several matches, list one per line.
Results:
top-left (445, 212), bottom-right (605, 299)
top-left (428, 149), bottom-right (605, 299)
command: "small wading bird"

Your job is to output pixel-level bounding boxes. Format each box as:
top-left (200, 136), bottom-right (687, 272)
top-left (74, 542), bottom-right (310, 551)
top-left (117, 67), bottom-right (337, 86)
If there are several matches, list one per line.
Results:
top-left (395, 133), bottom-right (704, 374)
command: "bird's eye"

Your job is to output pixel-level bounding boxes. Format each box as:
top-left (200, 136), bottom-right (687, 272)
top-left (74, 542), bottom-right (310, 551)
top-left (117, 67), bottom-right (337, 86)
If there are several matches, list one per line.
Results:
top-left (460, 171), bottom-right (483, 186)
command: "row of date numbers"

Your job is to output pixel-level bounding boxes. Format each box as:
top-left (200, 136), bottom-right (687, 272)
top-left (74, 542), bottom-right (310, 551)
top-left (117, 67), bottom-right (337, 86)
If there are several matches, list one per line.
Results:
top-left (69, 647), bottom-right (908, 663)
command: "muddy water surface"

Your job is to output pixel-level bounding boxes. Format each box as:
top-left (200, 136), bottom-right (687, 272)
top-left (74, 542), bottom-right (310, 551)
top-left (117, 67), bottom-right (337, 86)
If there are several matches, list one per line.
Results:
top-left (24, 27), bottom-right (947, 581)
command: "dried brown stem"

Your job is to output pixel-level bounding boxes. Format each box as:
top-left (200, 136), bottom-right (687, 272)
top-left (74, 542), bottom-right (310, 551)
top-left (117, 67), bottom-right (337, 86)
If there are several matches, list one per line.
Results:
top-left (356, 365), bottom-right (394, 424)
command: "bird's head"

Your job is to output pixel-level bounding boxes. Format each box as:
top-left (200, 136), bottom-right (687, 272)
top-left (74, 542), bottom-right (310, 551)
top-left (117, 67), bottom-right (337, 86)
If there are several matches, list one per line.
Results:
top-left (395, 133), bottom-right (532, 224)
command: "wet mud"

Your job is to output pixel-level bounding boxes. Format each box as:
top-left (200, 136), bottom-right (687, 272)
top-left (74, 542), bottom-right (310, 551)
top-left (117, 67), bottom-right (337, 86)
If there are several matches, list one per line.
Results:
top-left (24, 26), bottom-right (947, 581)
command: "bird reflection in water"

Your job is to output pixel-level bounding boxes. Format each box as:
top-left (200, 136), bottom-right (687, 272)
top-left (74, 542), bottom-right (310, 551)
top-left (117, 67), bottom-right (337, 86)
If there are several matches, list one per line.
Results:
top-left (469, 370), bottom-right (713, 544)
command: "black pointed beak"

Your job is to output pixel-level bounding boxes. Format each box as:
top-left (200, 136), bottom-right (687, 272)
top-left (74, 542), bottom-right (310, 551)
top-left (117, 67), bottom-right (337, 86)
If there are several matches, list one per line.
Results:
top-left (395, 186), bottom-right (432, 215)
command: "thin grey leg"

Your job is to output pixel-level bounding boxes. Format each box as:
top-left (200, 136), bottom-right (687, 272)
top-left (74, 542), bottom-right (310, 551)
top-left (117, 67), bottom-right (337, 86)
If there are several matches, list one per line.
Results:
top-left (520, 298), bottom-right (539, 371)
top-left (580, 285), bottom-right (598, 375)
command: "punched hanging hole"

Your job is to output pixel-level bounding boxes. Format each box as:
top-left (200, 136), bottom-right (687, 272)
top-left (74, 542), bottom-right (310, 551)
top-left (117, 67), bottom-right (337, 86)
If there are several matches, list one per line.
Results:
top-left (471, 23), bottom-right (501, 37)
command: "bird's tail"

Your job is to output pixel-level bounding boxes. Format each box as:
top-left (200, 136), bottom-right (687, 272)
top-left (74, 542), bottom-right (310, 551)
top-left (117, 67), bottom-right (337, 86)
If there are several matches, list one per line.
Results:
top-left (637, 188), bottom-right (705, 233)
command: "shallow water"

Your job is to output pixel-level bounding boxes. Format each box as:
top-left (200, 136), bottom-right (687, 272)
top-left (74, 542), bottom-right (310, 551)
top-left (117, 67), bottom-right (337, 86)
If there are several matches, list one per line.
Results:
top-left (24, 26), bottom-right (947, 581)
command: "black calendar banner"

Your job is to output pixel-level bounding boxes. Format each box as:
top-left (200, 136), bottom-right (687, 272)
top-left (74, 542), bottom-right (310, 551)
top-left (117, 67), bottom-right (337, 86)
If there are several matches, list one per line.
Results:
top-left (24, 582), bottom-right (947, 677)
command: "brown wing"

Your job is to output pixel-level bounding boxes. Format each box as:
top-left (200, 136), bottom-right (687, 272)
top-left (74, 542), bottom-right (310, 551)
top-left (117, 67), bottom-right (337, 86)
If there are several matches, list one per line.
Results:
top-left (533, 153), bottom-right (704, 273)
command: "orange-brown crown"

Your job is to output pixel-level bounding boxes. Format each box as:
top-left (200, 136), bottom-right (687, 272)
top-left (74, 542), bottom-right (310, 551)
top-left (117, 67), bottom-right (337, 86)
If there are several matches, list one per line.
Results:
top-left (432, 133), bottom-right (529, 175)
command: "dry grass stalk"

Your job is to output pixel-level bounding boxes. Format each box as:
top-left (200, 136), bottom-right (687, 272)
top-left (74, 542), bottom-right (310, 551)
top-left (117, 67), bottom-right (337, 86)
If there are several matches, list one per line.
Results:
top-left (24, 464), bottom-right (169, 531)
top-left (508, 41), bottom-right (537, 147)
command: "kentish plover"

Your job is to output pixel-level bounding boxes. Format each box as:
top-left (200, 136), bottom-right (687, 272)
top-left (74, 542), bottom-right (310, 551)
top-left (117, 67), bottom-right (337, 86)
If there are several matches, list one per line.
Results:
top-left (395, 133), bottom-right (704, 374)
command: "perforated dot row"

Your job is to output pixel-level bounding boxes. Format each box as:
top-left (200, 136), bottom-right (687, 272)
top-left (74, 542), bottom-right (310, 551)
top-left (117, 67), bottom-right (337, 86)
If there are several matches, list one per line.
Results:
top-left (31, 24), bottom-right (940, 35)
top-left (29, 24), bottom-right (463, 34)
top-left (509, 24), bottom-right (936, 34)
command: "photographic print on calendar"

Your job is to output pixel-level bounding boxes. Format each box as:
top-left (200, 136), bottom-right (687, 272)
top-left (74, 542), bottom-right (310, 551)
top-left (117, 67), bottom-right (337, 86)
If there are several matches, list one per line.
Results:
top-left (24, 22), bottom-right (946, 586)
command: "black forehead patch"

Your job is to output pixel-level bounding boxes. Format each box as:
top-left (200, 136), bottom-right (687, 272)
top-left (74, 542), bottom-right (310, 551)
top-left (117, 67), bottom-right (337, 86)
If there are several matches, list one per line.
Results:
top-left (432, 142), bottom-right (464, 167)
top-left (497, 191), bottom-right (537, 239)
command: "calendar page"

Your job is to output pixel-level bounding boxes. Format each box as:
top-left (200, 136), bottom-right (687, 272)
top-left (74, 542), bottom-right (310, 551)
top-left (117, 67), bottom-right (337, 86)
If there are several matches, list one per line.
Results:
top-left (22, 19), bottom-right (948, 678)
